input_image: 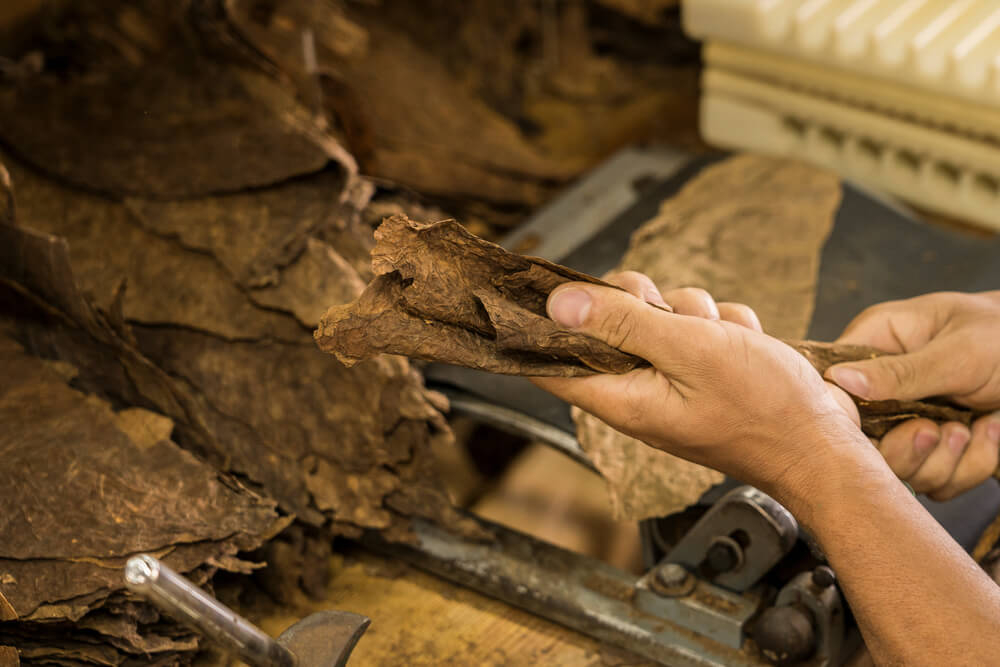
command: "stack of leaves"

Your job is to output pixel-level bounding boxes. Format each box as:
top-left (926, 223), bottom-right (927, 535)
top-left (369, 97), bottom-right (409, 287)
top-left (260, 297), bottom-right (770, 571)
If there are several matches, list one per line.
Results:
top-left (0, 1), bottom-right (474, 662)
top-left (0, 334), bottom-right (287, 663)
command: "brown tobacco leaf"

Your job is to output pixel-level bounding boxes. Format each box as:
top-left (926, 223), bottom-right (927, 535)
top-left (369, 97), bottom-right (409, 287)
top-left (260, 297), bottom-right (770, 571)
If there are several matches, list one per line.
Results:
top-left (0, 31), bottom-right (335, 199)
top-left (316, 215), bottom-right (654, 375)
top-left (0, 335), bottom-right (283, 630)
top-left (2, 151), bottom-right (304, 343)
top-left (124, 169), bottom-right (355, 289)
top-left (619, 155), bottom-right (843, 340)
top-left (223, 0), bottom-right (580, 206)
top-left (125, 168), bottom-right (375, 327)
top-left (316, 213), bottom-right (981, 437)
top-left (0, 155), bottom-right (471, 548)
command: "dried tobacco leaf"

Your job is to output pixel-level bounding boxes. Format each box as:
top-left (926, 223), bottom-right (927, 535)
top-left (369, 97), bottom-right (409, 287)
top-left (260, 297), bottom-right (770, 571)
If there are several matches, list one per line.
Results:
top-left (1, 155), bottom-right (472, 545)
top-left (316, 215), bottom-right (653, 375)
top-left (0, 335), bottom-right (284, 632)
top-left (132, 324), bottom-right (457, 533)
top-left (791, 341), bottom-right (979, 439)
top-left (316, 191), bottom-right (992, 519)
top-left (124, 169), bottom-right (371, 290)
top-left (125, 167), bottom-right (375, 327)
top-left (223, 0), bottom-right (579, 206)
top-left (2, 151), bottom-right (305, 342)
top-left (316, 212), bottom-right (981, 434)
top-left (0, 29), bottom-right (335, 199)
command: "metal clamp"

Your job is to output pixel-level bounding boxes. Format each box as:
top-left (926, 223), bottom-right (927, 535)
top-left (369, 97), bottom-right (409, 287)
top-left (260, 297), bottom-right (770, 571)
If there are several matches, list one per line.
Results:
top-left (665, 486), bottom-right (799, 592)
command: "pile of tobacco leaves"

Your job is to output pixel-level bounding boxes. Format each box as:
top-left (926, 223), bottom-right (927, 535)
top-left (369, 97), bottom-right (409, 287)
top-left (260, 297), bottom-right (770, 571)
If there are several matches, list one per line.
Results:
top-left (0, 0), bottom-right (698, 662)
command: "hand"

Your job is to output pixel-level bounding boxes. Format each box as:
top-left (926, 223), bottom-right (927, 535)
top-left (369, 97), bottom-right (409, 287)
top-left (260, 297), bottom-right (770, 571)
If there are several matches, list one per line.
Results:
top-left (826, 291), bottom-right (1000, 500)
top-left (531, 272), bottom-right (875, 505)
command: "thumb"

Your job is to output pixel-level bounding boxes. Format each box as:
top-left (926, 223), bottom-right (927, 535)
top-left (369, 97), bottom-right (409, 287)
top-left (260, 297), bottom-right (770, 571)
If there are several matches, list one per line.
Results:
top-left (547, 282), bottom-right (704, 369)
top-left (825, 346), bottom-right (950, 401)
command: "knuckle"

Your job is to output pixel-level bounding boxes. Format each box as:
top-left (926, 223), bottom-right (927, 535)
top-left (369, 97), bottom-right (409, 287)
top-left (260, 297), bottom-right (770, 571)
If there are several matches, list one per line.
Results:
top-left (679, 287), bottom-right (718, 318)
top-left (678, 286), bottom-right (714, 306)
top-left (602, 270), bottom-right (627, 283)
top-left (599, 308), bottom-right (640, 350)
top-left (883, 356), bottom-right (916, 389)
top-left (928, 487), bottom-right (959, 502)
top-left (911, 465), bottom-right (954, 493)
top-left (618, 270), bottom-right (651, 283)
top-left (606, 271), bottom-right (655, 299)
top-left (854, 301), bottom-right (894, 322)
top-left (725, 303), bottom-right (757, 323)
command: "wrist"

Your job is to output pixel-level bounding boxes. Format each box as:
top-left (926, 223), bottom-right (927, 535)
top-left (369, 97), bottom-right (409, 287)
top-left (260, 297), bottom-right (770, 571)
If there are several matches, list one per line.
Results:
top-left (765, 424), bottom-right (899, 532)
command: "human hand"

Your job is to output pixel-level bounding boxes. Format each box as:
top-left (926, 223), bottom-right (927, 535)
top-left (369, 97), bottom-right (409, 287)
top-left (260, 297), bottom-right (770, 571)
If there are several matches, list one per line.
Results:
top-left (531, 272), bottom-right (875, 505)
top-left (826, 291), bottom-right (1000, 500)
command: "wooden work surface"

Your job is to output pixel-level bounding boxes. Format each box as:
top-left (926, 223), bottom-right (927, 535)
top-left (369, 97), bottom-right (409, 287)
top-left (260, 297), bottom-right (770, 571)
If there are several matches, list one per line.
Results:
top-left (253, 548), bottom-right (653, 666)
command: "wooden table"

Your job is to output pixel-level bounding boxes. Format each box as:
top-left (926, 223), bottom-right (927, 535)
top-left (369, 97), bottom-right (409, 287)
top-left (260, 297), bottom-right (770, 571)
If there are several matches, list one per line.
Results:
top-left (254, 548), bottom-right (654, 666)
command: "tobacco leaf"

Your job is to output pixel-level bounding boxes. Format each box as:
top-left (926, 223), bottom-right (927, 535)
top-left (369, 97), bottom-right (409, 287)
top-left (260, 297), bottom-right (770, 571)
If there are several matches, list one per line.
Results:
top-left (790, 341), bottom-right (980, 439)
top-left (0, 334), bottom-right (284, 642)
top-left (593, 0), bottom-right (680, 26)
top-left (123, 169), bottom-right (371, 290)
top-left (621, 155), bottom-right (844, 339)
top-left (1, 149), bottom-right (467, 545)
top-left (222, 0), bottom-right (580, 206)
top-left (1, 151), bottom-right (305, 343)
top-left (316, 213), bottom-right (980, 436)
top-left (316, 174), bottom-right (989, 520)
top-left (0, 20), bottom-right (335, 199)
top-left (124, 167), bottom-right (375, 327)
top-left (316, 215), bottom-right (652, 375)
top-left (132, 324), bottom-right (456, 533)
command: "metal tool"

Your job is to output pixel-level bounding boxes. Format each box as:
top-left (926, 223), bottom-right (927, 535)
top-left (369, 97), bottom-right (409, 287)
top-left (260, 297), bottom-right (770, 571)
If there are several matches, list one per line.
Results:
top-left (663, 486), bottom-right (798, 592)
top-left (123, 554), bottom-right (370, 667)
top-left (365, 514), bottom-right (768, 666)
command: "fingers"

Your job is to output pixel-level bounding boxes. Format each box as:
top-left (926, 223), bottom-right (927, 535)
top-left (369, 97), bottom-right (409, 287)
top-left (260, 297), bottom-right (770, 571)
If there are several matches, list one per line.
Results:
top-left (547, 281), bottom-right (711, 368)
top-left (835, 296), bottom-right (940, 352)
top-left (602, 272), bottom-right (762, 330)
top-left (877, 419), bottom-right (941, 479)
top-left (928, 414), bottom-right (1000, 501)
top-left (874, 416), bottom-right (1000, 500)
top-left (603, 271), bottom-right (668, 307)
top-left (835, 302), bottom-right (909, 352)
top-left (660, 287), bottom-right (720, 320)
top-left (718, 302), bottom-right (763, 332)
top-left (908, 422), bottom-right (970, 494)
top-left (824, 341), bottom-right (957, 402)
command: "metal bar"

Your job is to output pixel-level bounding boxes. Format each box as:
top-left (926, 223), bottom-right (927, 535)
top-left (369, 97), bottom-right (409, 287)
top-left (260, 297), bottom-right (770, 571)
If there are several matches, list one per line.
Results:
top-left (363, 516), bottom-right (768, 667)
top-left (442, 391), bottom-right (596, 471)
top-left (124, 554), bottom-right (296, 667)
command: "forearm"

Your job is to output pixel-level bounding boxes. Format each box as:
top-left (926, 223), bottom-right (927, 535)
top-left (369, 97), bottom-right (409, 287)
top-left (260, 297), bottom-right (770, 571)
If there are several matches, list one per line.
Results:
top-left (781, 437), bottom-right (1000, 666)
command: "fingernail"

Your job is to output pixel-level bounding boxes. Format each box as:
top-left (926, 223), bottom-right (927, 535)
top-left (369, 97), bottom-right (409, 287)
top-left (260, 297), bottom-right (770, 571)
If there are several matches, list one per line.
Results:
top-left (549, 288), bottom-right (592, 328)
top-left (947, 428), bottom-right (970, 454)
top-left (913, 429), bottom-right (938, 454)
top-left (643, 286), bottom-right (668, 307)
top-left (986, 413), bottom-right (1000, 444)
top-left (828, 366), bottom-right (871, 398)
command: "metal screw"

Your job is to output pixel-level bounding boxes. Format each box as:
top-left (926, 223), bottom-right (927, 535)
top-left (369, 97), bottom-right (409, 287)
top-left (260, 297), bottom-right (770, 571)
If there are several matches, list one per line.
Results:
top-left (706, 536), bottom-right (744, 574)
top-left (656, 563), bottom-right (689, 588)
top-left (649, 562), bottom-right (695, 597)
top-left (811, 565), bottom-right (836, 589)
